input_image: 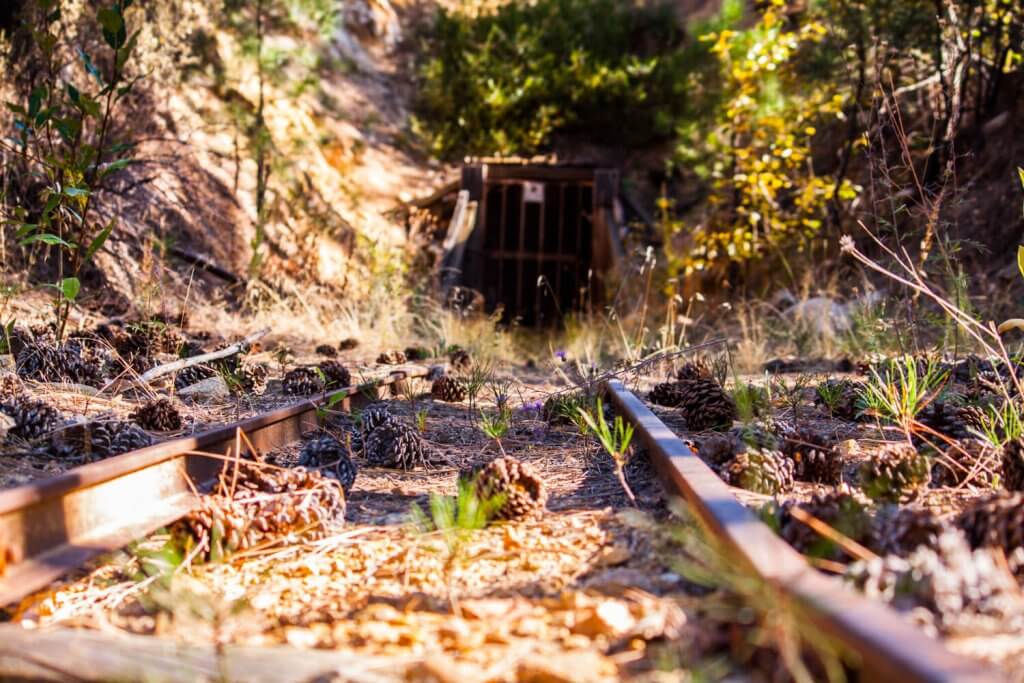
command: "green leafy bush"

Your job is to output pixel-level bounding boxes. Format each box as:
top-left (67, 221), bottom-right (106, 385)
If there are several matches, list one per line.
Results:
top-left (413, 0), bottom-right (695, 159)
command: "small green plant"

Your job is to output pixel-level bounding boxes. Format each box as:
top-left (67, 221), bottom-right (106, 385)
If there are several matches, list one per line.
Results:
top-left (770, 373), bottom-right (814, 423)
top-left (6, 0), bottom-right (141, 340)
top-left (463, 355), bottom-right (494, 416)
top-left (408, 478), bottom-right (505, 613)
top-left (971, 399), bottom-right (1024, 448)
top-left (273, 345), bottom-right (294, 375)
top-left (315, 391), bottom-right (348, 424)
top-left (815, 379), bottom-right (844, 418)
top-left (415, 407), bottom-right (429, 433)
top-left (478, 407), bottom-right (512, 456)
top-left (577, 398), bottom-right (637, 505)
top-left (732, 379), bottom-right (770, 422)
top-left (858, 356), bottom-right (948, 438)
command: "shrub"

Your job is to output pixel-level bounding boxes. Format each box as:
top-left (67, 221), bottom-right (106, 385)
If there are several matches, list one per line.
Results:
top-left (412, 0), bottom-right (694, 160)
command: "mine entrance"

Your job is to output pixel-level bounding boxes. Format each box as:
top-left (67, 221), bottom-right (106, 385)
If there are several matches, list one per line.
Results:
top-left (455, 164), bottom-right (621, 326)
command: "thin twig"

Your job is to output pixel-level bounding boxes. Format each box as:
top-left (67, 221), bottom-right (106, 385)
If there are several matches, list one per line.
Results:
top-left (137, 328), bottom-right (269, 384)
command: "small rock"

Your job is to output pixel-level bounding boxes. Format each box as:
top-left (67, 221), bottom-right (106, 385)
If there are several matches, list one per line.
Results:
top-left (177, 376), bottom-right (230, 401)
top-left (0, 355), bottom-right (14, 372)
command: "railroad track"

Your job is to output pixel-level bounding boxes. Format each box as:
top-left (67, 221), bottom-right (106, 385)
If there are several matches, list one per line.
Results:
top-left (0, 370), bottom-right (1003, 681)
top-left (0, 365), bottom-right (429, 606)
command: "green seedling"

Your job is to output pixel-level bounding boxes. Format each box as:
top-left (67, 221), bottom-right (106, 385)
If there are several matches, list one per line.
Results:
top-left (478, 407), bottom-right (511, 456)
top-left (577, 398), bottom-right (637, 505)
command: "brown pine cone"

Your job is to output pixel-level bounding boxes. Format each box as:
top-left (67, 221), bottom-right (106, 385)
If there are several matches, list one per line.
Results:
top-left (174, 364), bottom-right (216, 390)
top-left (693, 432), bottom-right (742, 469)
top-left (317, 360), bottom-right (351, 389)
top-left (780, 426), bottom-right (842, 484)
top-left (648, 381), bottom-right (685, 407)
top-left (858, 443), bottom-right (930, 503)
top-left (299, 433), bottom-right (357, 493)
top-left (1002, 438), bottom-right (1024, 492)
top-left (315, 344), bottom-right (338, 357)
top-left (377, 350), bottom-right (407, 365)
top-left (676, 378), bottom-right (736, 432)
top-left (131, 398), bottom-right (182, 432)
top-left (723, 449), bottom-right (793, 495)
top-left (872, 505), bottom-right (944, 556)
top-left (931, 439), bottom-right (999, 488)
top-left (448, 347), bottom-right (472, 372)
top-left (364, 420), bottom-right (432, 470)
top-left (675, 359), bottom-right (712, 381)
top-left (462, 456), bottom-right (547, 520)
top-left (339, 337), bottom-right (360, 351)
top-left (283, 367), bottom-right (325, 396)
top-left (235, 361), bottom-right (269, 395)
top-left (957, 492), bottom-right (1024, 567)
top-left (0, 397), bottom-right (61, 441)
top-left (0, 373), bottom-right (24, 401)
top-left (431, 375), bottom-right (468, 402)
top-left (178, 463), bottom-right (345, 560)
top-left (778, 492), bottom-right (870, 559)
top-left (916, 400), bottom-right (973, 442)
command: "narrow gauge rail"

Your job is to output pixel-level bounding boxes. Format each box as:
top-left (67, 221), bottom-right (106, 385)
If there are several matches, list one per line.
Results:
top-left (0, 365), bottom-right (429, 606)
top-left (0, 370), bottom-right (1001, 681)
top-left (603, 379), bottom-right (998, 683)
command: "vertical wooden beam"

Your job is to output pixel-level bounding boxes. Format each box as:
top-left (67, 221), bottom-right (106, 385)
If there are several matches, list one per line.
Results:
top-left (460, 165), bottom-right (486, 292)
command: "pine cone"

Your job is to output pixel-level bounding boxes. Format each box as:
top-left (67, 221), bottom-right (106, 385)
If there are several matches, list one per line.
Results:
top-left (462, 456), bottom-right (547, 520)
top-left (59, 420), bottom-right (153, 459)
top-left (777, 492), bottom-right (870, 559)
top-left (813, 379), bottom-right (865, 421)
top-left (723, 449), bottom-right (793, 495)
top-left (431, 375), bottom-right (468, 402)
top-left (958, 493), bottom-right (1024, 569)
top-left (846, 529), bottom-right (1024, 635)
top-left (931, 439), bottom-right (999, 487)
top-left (339, 337), bottom-right (360, 351)
top-left (693, 432), bottom-right (741, 469)
top-left (131, 398), bottom-right (183, 432)
top-left (364, 420), bottom-right (433, 470)
top-left (872, 505), bottom-right (944, 556)
top-left (299, 434), bottom-right (357, 493)
top-left (359, 404), bottom-right (394, 443)
top-left (0, 397), bottom-right (61, 441)
top-left (174, 364), bottom-right (216, 390)
top-left (858, 444), bottom-right (931, 503)
top-left (448, 347), bottom-right (471, 372)
top-left (16, 338), bottom-right (106, 386)
top-left (178, 463), bottom-right (345, 560)
top-left (317, 360), bottom-right (351, 389)
top-left (377, 350), bottom-right (407, 365)
top-left (780, 426), bottom-right (842, 484)
top-left (675, 359), bottom-right (712, 381)
top-left (1001, 438), bottom-right (1024, 492)
top-left (283, 367), bottom-right (325, 396)
top-left (676, 378), bottom-right (736, 432)
top-left (315, 344), bottom-right (338, 357)
top-left (235, 361), bottom-right (269, 395)
top-left (916, 400), bottom-right (972, 442)
top-left (648, 381), bottom-right (685, 407)
top-left (0, 372), bottom-right (24, 401)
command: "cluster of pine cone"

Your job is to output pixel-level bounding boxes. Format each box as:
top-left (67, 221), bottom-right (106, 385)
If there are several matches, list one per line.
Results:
top-left (178, 464), bottom-right (345, 560)
top-left (282, 360), bottom-right (352, 396)
top-left (648, 362), bottom-right (736, 432)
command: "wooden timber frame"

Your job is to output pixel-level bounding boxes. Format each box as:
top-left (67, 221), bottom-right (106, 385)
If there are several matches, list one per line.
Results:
top-left (454, 163), bottom-right (623, 326)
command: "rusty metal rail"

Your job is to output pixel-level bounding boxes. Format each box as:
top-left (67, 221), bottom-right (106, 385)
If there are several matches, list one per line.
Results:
top-left (0, 365), bottom-right (429, 606)
top-left (603, 379), bottom-right (999, 683)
